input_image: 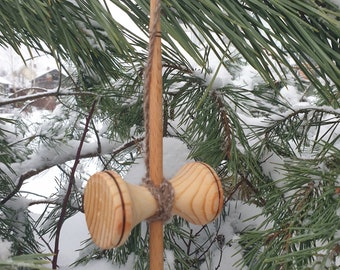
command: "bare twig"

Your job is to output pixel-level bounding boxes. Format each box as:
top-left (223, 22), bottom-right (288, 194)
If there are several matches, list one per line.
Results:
top-left (102, 136), bottom-right (144, 169)
top-left (0, 88), bottom-right (98, 107)
top-left (211, 90), bottom-right (232, 160)
top-left (91, 119), bottom-right (102, 154)
top-left (51, 100), bottom-right (97, 269)
top-left (28, 199), bottom-right (83, 212)
top-left (33, 226), bottom-right (54, 255)
top-left (215, 248), bottom-right (223, 270)
top-left (0, 170), bottom-right (39, 205)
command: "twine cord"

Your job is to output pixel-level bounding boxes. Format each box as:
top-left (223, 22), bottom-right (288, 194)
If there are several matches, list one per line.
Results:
top-left (143, 177), bottom-right (174, 222)
top-left (143, 0), bottom-right (174, 222)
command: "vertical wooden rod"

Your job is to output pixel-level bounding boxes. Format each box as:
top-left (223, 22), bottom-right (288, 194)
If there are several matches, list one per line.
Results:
top-left (148, 0), bottom-right (163, 269)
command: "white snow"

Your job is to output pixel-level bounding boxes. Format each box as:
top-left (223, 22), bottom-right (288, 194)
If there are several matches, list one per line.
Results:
top-left (57, 214), bottom-right (90, 267)
top-left (125, 137), bottom-right (192, 184)
top-left (0, 76), bottom-right (12, 85)
top-left (260, 151), bottom-right (285, 182)
top-left (280, 84), bottom-right (303, 106)
top-left (0, 239), bottom-right (11, 260)
top-left (330, 0), bottom-right (340, 8)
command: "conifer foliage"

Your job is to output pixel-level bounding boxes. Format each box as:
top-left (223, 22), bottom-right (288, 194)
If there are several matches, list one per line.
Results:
top-left (0, 0), bottom-right (339, 269)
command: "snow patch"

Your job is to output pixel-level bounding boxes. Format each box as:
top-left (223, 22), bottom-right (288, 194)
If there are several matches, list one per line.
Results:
top-left (125, 137), bottom-right (192, 184)
top-left (0, 239), bottom-right (12, 260)
top-left (280, 85), bottom-right (302, 106)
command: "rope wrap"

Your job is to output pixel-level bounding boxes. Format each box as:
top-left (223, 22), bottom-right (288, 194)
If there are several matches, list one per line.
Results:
top-left (143, 177), bottom-right (174, 222)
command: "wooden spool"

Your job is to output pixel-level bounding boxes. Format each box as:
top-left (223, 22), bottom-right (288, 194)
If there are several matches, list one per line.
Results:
top-left (84, 162), bottom-right (224, 249)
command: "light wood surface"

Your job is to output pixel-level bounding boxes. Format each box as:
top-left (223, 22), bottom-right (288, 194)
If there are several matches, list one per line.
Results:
top-left (148, 0), bottom-right (163, 265)
top-left (171, 162), bottom-right (224, 224)
top-left (83, 162), bottom-right (224, 249)
top-left (83, 171), bottom-right (156, 249)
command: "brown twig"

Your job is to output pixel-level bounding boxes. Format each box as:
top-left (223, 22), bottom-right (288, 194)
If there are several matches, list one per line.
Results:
top-left (0, 170), bottom-right (38, 205)
top-left (162, 62), bottom-right (193, 74)
top-left (101, 136), bottom-right (144, 169)
top-left (211, 90), bottom-right (232, 160)
top-left (215, 248), bottom-right (223, 270)
top-left (51, 99), bottom-right (97, 269)
top-left (0, 88), bottom-right (97, 107)
top-left (28, 199), bottom-right (83, 212)
top-left (240, 172), bottom-right (266, 207)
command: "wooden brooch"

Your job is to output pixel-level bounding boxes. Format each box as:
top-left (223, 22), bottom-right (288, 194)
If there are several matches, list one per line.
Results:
top-left (83, 161), bottom-right (224, 249)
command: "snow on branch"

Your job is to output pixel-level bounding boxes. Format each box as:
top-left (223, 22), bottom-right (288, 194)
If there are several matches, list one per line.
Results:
top-left (0, 88), bottom-right (97, 107)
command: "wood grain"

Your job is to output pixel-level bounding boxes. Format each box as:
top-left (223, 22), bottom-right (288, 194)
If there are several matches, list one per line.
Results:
top-left (171, 162), bottom-right (224, 224)
top-left (83, 171), bottom-right (156, 249)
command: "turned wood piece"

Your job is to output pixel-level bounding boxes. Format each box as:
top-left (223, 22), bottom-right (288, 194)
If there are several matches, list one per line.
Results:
top-left (83, 162), bottom-right (224, 249)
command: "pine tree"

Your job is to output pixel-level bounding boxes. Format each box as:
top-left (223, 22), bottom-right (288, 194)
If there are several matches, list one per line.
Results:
top-left (0, 0), bottom-right (339, 269)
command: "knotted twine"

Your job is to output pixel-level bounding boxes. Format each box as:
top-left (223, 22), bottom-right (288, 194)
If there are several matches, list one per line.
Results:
top-left (142, 0), bottom-right (174, 222)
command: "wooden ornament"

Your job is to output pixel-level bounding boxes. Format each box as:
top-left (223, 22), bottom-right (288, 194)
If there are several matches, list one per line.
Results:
top-left (84, 162), bottom-right (224, 249)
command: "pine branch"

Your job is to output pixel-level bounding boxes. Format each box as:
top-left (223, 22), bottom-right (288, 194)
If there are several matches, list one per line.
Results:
top-left (33, 226), bottom-right (54, 257)
top-left (52, 100), bottom-right (97, 269)
top-left (28, 199), bottom-right (82, 212)
top-left (0, 88), bottom-right (98, 107)
top-left (1, 134), bottom-right (144, 207)
top-left (1, 148), bottom-right (105, 205)
top-left (0, 170), bottom-right (38, 205)
top-left (211, 90), bottom-right (232, 160)
top-left (100, 136), bottom-right (144, 169)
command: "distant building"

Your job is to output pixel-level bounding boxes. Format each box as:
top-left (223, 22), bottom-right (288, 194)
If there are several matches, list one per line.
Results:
top-left (9, 69), bottom-right (68, 111)
top-left (31, 69), bottom-right (67, 89)
top-left (0, 76), bottom-right (12, 94)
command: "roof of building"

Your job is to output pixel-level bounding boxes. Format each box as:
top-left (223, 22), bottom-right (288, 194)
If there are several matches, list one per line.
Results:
top-left (0, 76), bottom-right (12, 85)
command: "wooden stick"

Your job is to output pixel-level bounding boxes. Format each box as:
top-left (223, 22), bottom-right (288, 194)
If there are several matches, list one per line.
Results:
top-left (148, 0), bottom-right (163, 269)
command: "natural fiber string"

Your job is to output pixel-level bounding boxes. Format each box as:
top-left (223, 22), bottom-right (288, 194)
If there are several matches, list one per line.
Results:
top-left (143, 0), bottom-right (174, 222)
top-left (142, 177), bottom-right (174, 222)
